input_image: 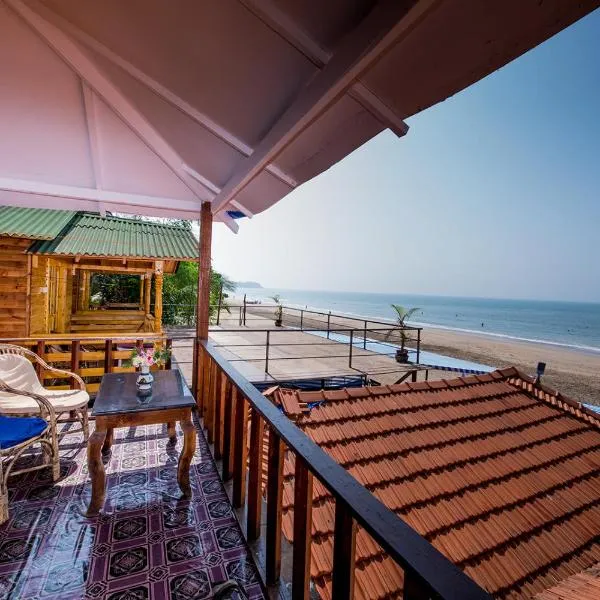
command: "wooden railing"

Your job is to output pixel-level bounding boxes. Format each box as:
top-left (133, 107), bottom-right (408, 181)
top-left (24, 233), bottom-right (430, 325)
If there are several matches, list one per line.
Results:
top-left (197, 340), bottom-right (491, 600)
top-left (0, 334), bottom-right (169, 394)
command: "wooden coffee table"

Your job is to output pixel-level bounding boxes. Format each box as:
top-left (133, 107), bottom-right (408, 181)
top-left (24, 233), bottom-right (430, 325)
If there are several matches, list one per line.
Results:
top-left (86, 370), bottom-right (196, 517)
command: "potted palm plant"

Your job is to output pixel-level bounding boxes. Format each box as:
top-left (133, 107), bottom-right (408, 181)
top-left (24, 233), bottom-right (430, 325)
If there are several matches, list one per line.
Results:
top-left (386, 304), bottom-right (419, 363)
top-left (270, 294), bottom-right (283, 327)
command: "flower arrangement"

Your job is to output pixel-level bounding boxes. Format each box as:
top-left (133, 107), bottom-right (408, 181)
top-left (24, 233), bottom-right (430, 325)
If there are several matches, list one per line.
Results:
top-left (130, 345), bottom-right (170, 370)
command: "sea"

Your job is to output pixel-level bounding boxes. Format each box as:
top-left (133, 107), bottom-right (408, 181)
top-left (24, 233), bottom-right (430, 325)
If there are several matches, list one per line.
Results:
top-left (235, 288), bottom-right (600, 355)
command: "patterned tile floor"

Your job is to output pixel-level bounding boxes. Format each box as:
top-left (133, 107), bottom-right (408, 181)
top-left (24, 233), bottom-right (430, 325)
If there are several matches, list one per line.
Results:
top-left (0, 419), bottom-right (265, 600)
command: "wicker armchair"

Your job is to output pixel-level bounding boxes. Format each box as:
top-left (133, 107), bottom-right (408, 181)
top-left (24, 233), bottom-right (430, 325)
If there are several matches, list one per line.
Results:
top-left (0, 344), bottom-right (89, 440)
top-left (0, 391), bottom-right (59, 524)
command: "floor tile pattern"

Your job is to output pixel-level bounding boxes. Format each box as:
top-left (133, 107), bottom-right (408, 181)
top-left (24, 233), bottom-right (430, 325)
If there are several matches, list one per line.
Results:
top-left (0, 420), bottom-right (264, 599)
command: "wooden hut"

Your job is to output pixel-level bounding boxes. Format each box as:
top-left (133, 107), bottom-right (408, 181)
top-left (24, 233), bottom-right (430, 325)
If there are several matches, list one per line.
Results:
top-left (0, 207), bottom-right (198, 337)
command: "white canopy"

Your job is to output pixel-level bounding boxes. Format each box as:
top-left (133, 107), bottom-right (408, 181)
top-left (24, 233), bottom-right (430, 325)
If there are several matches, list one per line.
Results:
top-left (0, 0), bottom-right (597, 230)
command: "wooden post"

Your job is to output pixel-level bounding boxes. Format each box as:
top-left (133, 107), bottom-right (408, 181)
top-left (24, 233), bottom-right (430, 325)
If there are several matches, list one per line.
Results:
top-left (195, 201), bottom-right (213, 404)
top-left (139, 275), bottom-right (144, 309)
top-left (266, 428), bottom-right (285, 585)
top-left (154, 272), bottom-right (163, 333)
top-left (247, 408), bottom-right (264, 540)
top-left (222, 382), bottom-right (235, 481)
top-left (332, 500), bottom-right (356, 600)
top-left (292, 457), bottom-right (314, 600)
top-left (70, 340), bottom-right (80, 388)
top-left (35, 340), bottom-right (45, 379)
top-left (233, 394), bottom-right (249, 508)
top-left (214, 370), bottom-right (225, 459)
top-left (104, 339), bottom-right (114, 374)
top-left (144, 274), bottom-right (152, 315)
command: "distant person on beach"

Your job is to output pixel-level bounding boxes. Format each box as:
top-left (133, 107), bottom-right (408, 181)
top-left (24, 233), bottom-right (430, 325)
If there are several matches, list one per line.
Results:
top-left (481, 322), bottom-right (484, 327)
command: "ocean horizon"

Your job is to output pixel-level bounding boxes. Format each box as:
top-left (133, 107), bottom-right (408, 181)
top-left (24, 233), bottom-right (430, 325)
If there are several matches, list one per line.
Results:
top-left (234, 287), bottom-right (600, 355)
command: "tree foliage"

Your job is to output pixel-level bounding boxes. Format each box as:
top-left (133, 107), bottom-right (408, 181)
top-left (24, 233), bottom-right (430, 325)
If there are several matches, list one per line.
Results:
top-left (162, 262), bottom-right (235, 327)
top-left (90, 273), bottom-right (141, 305)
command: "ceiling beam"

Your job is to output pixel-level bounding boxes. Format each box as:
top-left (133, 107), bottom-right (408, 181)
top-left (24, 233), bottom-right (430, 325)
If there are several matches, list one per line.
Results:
top-left (212, 0), bottom-right (437, 214)
top-left (239, 0), bottom-right (409, 137)
top-left (6, 0), bottom-right (212, 203)
top-left (81, 81), bottom-right (104, 189)
top-left (0, 177), bottom-right (203, 220)
top-left (27, 0), bottom-right (297, 191)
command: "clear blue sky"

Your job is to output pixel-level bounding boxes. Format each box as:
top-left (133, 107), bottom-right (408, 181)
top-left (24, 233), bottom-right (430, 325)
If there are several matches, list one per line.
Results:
top-left (212, 10), bottom-right (600, 303)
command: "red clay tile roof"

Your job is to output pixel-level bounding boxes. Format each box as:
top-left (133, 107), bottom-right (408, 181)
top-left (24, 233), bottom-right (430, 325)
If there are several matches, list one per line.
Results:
top-left (534, 562), bottom-right (600, 599)
top-left (273, 368), bottom-right (600, 600)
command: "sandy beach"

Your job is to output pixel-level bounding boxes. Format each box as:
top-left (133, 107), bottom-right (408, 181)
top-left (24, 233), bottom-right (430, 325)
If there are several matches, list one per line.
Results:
top-left (240, 302), bottom-right (600, 405)
top-left (420, 326), bottom-right (600, 405)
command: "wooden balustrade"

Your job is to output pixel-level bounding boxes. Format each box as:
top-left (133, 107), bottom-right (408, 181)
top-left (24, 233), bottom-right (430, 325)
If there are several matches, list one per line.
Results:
top-left (197, 339), bottom-right (491, 600)
top-left (0, 334), bottom-right (170, 393)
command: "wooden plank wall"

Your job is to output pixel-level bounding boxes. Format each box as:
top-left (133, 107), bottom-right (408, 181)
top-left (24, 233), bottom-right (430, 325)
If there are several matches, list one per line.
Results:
top-left (30, 255), bottom-right (49, 335)
top-left (0, 236), bottom-right (31, 337)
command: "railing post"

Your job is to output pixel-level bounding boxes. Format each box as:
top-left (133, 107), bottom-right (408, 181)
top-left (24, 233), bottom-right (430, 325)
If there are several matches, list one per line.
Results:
top-left (165, 338), bottom-right (172, 369)
top-left (214, 370), bottom-right (225, 460)
top-left (222, 382), bottom-right (235, 481)
top-left (332, 500), bottom-right (356, 600)
top-left (233, 393), bottom-right (249, 508)
top-left (104, 339), bottom-right (113, 374)
top-left (416, 329), bottom-right (421, 364)
top-left (206, 360), bottom-right (217, 443)
top-left (292, 457), bottom-right (313, 600)
top-left (348, 330), bottom-right (354, 368)
top-left (265, 330), bottom-right (270, 373)
top-left (327, 311), bottom-right (331, 339)
top-left (35, 340), bottom-right (45, 379)
top-left (300, 309), bottom-right (303, 331)
top-left (239, 305), bottom-right (242, 326)
top-left (243, 293), bottom-right (247, 326)
top-left (266, 427), bottom-right (284, 585)
top-left (247, 408), bottom-right (264, 541)
top-left (70, 340), bottom-right (80, 388)
top-left (363, 320), bottom-right (367, 350)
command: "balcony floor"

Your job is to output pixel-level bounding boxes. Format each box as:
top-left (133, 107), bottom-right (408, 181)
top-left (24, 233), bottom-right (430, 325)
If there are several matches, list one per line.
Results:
top-left (0, 419), bottom-right (265, 600)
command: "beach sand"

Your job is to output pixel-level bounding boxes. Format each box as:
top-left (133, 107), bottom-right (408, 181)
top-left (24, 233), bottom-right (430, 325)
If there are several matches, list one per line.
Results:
top-left (420, 327), bottom-right (600, 406)
top-left (240, 303), bottom-right (600, 405)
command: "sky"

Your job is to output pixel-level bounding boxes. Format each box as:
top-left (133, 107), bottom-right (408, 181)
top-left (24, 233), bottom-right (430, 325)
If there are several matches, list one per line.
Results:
top-left (211, 9), bottom-right (600, 303)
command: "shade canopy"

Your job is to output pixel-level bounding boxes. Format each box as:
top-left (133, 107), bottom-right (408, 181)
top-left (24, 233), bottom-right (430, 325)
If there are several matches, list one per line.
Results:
top-left (0, 0), bottom-right (597, 230)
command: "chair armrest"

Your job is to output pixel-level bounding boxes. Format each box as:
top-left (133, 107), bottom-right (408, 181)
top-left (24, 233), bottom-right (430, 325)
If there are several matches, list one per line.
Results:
top-left (0, 381), bottom-right (57, 422)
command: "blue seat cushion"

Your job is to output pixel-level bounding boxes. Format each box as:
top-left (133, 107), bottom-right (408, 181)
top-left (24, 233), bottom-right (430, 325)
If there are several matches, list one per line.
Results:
top-left (0, 415), bottom-right (47, 450)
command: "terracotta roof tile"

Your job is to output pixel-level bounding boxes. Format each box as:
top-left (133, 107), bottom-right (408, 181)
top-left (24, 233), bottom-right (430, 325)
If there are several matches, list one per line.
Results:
top-left (274, 368), bottom-right (600, 599)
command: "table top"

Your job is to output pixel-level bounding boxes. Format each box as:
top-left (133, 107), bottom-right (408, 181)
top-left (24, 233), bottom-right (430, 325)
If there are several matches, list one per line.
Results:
top-left (92, 370), bottom-right (195, 416)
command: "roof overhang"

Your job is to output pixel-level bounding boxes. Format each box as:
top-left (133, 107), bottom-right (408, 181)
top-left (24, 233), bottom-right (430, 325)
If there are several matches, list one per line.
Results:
top-left (0, 0), bottom-right (597, 230)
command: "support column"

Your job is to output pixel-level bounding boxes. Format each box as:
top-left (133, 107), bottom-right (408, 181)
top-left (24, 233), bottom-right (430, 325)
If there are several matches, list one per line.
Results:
top-left (154, 272), bottom-right (163, 333)
top-left (144, 274), bottom-right (152, 315)
top-left (194, 202), bottom-right (213, 400)
top-left (139, 275), bottom-right (144, 309)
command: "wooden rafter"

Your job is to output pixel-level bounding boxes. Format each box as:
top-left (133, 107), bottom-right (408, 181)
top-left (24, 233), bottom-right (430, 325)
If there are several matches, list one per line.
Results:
top-left (210, 0), bottom-right (439, 214)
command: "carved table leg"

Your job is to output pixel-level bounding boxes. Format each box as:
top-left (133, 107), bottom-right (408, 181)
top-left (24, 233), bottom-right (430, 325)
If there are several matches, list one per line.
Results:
top-left (178, 414), bottom-right (196, 499)
top-left (167, 421), bottom-right (177, 444)
top-left (102, 428), bottom-right (114, 454)
top-left (86, 427), bottom-right (107, 517)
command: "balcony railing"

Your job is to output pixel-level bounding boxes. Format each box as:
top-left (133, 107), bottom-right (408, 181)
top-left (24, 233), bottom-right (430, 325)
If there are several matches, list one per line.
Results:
top-left (197, 339), bottom-right (491, 600)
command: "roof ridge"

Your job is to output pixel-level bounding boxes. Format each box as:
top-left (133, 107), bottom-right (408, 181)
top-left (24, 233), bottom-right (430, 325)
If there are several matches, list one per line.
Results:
top-left (79, 213), bottom-right (192, 231)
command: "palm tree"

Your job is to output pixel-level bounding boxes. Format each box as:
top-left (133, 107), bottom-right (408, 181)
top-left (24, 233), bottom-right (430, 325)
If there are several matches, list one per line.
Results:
top-left (270, 294), bottom-right (283, 326)
top-left (387, 304), bottom-right (420, 362)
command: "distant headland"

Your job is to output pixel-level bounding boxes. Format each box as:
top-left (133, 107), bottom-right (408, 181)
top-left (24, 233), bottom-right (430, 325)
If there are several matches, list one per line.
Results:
top-left (235, 281), bottom-right (263, 288)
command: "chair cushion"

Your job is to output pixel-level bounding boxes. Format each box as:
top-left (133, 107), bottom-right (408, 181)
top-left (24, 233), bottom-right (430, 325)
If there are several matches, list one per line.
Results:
top-left (0, 354), bottom-right (89, 414)
top-left (0, 415), bottom-right (47, 449)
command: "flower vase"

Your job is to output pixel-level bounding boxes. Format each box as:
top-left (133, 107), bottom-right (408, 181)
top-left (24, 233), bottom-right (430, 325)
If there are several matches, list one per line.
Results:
top-left (136, 365), bottom-right (154, 397)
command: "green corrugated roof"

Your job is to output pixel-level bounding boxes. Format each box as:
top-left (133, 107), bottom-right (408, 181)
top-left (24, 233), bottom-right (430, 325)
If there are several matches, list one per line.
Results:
top-left (0, 206), bottom-right (77, 240)
top-left (29, 213), bottom-right (198, 260)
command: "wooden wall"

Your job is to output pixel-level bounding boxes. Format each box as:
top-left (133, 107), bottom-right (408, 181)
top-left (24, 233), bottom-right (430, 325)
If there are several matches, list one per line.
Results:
top-left (30, 255), bottom-right (49, 335)
top-left (0, 236), bottom-right (30, 337)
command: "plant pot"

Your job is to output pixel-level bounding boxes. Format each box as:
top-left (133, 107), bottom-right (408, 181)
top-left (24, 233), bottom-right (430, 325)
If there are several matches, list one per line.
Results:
top-left (136, 365), bottom-right (154, 397)
top-left (395, 348), bottom-right (409, 363)
top-left (274, 319), bottom-right (282, 327)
